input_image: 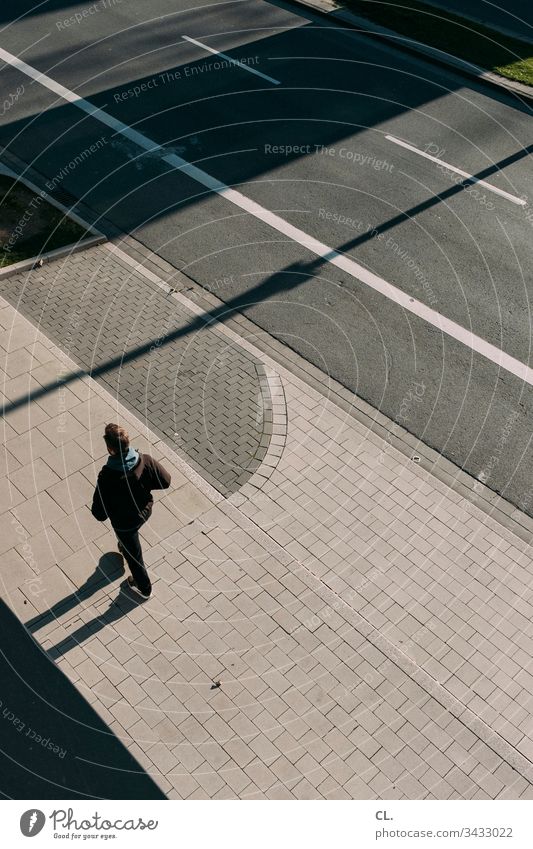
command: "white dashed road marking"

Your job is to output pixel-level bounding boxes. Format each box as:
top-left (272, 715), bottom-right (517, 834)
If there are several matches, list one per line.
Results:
top-left (181, 34), bottom-right (280, 85)
top-left (2, 45), bottom-right (533, 385)
top-left (386, 133), bottom-right (526, 206)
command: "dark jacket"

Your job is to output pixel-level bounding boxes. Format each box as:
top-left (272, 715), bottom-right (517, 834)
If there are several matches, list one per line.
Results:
top-left (91, 453), bottom-right (171, 531)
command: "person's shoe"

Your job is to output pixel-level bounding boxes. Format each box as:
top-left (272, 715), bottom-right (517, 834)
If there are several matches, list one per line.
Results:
top-left (126, 576), bottom-right (151, 599)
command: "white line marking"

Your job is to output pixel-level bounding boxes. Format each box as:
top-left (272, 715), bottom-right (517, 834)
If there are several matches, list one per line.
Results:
top-left (386, 134), bottom-right (526, 206)
top-left (2, 45), bottom-right (533, 386)
top-left (182, 34), bottom-right (280, 85)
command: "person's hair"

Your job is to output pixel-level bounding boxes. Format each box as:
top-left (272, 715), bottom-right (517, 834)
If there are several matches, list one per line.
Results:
top-left (104, 423), bottom-right (130, 455)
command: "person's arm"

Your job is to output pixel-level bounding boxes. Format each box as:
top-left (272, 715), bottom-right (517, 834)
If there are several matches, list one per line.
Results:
top-left (147, 457), bottom-right (171, 490)
top-left (91, 474), bottom-right (108, 521)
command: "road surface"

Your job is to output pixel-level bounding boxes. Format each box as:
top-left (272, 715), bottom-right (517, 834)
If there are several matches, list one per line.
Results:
top-left (1, 0), bottom-right (533, 512)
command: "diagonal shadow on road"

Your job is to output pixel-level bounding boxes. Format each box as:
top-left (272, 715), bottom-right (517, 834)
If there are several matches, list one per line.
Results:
top-left (3, 139), bottom-right (533, 416)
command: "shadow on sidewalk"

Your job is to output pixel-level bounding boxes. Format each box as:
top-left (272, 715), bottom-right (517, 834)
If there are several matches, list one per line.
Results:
top-left (24, 551), bottom-right (148, 660)
top-left (46, 586), bottom-right (142, 661)
top-left (25, 551), bottom-right (126, 636)
top-left (0, 597), bottom-right (165, 799)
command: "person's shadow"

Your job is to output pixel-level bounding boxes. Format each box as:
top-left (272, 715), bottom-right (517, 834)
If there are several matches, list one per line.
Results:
top-left (25, 551), bottom-right (144, 659)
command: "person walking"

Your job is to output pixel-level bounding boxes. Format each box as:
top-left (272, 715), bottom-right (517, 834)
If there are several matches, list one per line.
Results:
top-left (91, 423), bottom-right (171, 598)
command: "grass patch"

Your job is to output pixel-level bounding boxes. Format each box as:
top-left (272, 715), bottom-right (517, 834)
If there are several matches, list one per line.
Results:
top-left (0, 175), bottom-right (89, 267)
top-left (341, 0), bottom-right (533, 87)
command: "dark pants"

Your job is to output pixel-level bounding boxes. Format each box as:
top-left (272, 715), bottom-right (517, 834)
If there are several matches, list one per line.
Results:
top-left (115, 527), bottom-right (152, 596)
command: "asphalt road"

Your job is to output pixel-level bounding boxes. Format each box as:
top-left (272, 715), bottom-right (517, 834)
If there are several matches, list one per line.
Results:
top-left (2, 0), bottom-right (533, 513)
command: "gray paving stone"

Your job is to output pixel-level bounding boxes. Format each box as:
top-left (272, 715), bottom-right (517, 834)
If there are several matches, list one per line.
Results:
top-left (19, 562), bottom-right (78, 611)
top-left (54, 506), bottom-right (107, 550)
top-left (47, 471), bottom-right (94, 514)
top-left (38, 411), bottom-right (87, 447)
top-left (6, 428), bottom-right (56, 466)
top-left (0, 548), bottom-right (35, 592)
top-left (12, 491), bottom-right (66, 536)
top-left (0, 480), bottom-right (25, 516)
top-left (2, 394), bottom-right (49, 434)
top-left (9, 457), bottom-right (61, 499)
top-left (244, 759), bottom-right (278, 792)
top-left (0, 248), bottom-right (275, 494)
top-left (4, 286), bottom-right (533, 801)
top-left (192, 767), bottom-right (226, 796)
top-left (76, 657), bottom-right (104, 687)
top-left (0, 513), bottom-right (28, 555)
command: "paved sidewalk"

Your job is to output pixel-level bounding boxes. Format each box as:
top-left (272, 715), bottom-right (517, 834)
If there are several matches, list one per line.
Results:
top-left (0, 244), bottom-right (270, 496)
top-left (2, 247), bottom-right (533, 799)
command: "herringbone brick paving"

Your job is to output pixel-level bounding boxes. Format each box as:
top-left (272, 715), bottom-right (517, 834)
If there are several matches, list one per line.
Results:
top-left (0, 246), bottom-right (269, 495)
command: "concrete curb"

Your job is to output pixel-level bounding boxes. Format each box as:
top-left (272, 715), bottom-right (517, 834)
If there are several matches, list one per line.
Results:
top-left (0, 234), bottom-right (107, 280)
top-left (229, 365), bottom-right (288, 503)
top-left (290, 0), bottom-right (533, 106)
top-left (0, 161), bottom-right (107, 279)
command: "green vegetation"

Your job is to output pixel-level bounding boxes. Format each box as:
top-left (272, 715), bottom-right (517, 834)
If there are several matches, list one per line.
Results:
top-left (0, 175), bottom-right (89, 267)
top-left (342, 0), bottom-right (533, 87)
